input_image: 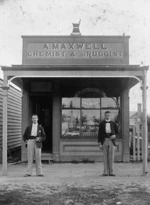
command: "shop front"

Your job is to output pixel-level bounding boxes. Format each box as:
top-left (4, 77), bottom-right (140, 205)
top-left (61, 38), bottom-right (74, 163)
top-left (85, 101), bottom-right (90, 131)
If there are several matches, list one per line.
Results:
top-left (21, 77), bottom-right (123, 162)
top-left (1, 32), bottom-right (148, 175)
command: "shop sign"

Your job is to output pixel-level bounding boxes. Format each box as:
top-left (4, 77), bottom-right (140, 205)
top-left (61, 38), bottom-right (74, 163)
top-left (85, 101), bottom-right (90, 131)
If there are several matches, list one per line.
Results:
top-left (27, 42), bottom-right (124, 59)
top-left (22, 36), bottom-right (129, 65)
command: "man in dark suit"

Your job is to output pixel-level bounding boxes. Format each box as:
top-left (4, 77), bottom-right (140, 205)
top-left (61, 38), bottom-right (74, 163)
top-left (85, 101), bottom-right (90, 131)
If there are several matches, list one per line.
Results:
top-left (98, 111), bottom-right (118, 176)
top-left (23, 114), bottom-right (46, 177)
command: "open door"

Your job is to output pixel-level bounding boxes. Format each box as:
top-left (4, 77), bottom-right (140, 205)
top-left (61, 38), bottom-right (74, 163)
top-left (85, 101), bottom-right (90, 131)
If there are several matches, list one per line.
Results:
top-left (30, 94), bottom-right (52, 153)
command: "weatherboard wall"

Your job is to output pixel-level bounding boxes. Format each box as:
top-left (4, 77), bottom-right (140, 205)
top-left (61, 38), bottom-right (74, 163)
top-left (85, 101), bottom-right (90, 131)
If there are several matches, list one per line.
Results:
top-left (0, 79), bottom-right (22, 163)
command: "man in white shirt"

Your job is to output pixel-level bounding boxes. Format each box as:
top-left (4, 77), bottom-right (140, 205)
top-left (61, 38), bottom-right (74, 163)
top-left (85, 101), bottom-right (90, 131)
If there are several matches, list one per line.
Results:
top-left (98, 111), bottom-right (118, 176)
top-left (23, 114), bottom-right (46, 177)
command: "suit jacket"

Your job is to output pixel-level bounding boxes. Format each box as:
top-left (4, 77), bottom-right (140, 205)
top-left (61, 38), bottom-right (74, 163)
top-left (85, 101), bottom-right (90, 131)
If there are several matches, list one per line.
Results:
top-left (98, 120), bottom-right (118, 146)
top-left (23, 124), bottom-right (46, 148)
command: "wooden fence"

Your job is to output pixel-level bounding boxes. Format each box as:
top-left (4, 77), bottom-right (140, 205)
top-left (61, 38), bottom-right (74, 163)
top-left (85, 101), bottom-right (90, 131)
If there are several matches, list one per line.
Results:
top-left (130, 121), bottom-right (149, 161)
top-left (130, 123), bottom-right (142, 161)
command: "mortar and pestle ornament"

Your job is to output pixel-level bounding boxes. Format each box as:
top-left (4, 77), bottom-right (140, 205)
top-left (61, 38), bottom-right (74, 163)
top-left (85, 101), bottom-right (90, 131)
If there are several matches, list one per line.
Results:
top-left (71, 19), bottom-right (81, 36)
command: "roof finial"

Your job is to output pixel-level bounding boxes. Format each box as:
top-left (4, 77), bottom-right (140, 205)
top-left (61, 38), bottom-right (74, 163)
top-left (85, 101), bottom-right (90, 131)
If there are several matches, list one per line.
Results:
top-left (71, 19), bottom-right (81, 36)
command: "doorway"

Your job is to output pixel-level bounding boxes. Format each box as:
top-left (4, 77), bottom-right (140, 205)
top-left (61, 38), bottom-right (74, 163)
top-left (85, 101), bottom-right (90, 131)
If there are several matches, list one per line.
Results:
top-left (30, 94), bottom-right (52, 153)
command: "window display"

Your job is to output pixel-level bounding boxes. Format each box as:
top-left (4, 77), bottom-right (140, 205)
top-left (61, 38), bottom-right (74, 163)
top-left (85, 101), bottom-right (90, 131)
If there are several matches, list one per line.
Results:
top-left (101, 97), bottom-right (120, 108)
top-left (82, 98), bottom-right (100, 109)
top-left (62, 95), bottom-right (120, 138)
top-left (81, 110), bottom-right (100, 137)
top-left (62, 98), bottom-right (80, 108)
top-left (62, 110), bottom-right (80, 137)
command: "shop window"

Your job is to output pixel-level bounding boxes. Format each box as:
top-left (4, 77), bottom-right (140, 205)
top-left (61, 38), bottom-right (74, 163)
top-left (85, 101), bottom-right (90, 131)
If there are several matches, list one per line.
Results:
top-left (62, 110), bottom-right (80, 137)
top-left (101, 97), bottom-right (120, 108)
top-left (62, 97), bottom-right (100, 138)
top-left (81, 110), bottom-right (100, 137)
top-left (62, 96), bottom-right (120, 138)
top-left (62, 98), bottom-right (80, 108)
top-left (82, 98), bottom-right (100, 109)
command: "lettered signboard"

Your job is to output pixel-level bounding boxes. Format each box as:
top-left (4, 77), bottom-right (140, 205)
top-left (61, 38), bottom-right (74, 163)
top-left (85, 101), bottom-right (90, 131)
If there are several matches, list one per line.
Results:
top-left (22, 36), bottom-right (129, 65)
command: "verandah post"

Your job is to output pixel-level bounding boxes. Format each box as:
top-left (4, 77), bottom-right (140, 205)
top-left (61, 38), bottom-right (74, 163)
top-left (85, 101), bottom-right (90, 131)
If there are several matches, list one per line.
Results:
top-left (141, 70), bottom-right (148, 174)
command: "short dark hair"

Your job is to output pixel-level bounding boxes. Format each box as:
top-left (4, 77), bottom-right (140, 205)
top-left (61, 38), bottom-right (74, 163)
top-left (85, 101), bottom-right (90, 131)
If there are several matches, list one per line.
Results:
top-left (105, 111), bottom-right (111, 115)
top-left (32, 114), bottom-right (38, 118)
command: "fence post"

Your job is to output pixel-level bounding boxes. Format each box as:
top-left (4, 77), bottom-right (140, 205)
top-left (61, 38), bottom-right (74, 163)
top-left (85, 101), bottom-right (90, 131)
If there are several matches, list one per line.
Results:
top-left (133, 126), bottom-right (136, 161)
top-left (141, 70), bottom-right (148, 174)
top-left (137, 123), bottom-right (140, 161)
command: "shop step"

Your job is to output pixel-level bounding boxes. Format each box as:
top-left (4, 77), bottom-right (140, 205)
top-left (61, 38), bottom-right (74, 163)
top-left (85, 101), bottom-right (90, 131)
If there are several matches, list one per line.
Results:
top-left (41, 153), bottom-right (53, 162)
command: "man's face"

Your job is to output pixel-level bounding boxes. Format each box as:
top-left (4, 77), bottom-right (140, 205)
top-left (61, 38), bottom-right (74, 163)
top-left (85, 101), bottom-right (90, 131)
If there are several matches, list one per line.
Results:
top-left (105, 113), bottom-right (111, 120)
top-left (32, 115), bottom-right (38, 124)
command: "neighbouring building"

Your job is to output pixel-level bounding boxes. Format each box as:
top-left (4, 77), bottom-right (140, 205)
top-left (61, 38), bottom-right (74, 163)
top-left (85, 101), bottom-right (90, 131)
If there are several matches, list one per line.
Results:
top-left (130, 103), bottom-right (150, 144)
top-left (0, 78), bottom-right (22, 163)
top-left (130, 104), bottom-right (142, 136)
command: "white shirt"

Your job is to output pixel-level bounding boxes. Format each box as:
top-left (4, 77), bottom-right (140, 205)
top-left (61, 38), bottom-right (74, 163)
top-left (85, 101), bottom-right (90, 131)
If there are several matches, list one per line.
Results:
top-left (105, 120), bottom-right (111, 133)
top-left (31, 123), bottom-right (38, 136)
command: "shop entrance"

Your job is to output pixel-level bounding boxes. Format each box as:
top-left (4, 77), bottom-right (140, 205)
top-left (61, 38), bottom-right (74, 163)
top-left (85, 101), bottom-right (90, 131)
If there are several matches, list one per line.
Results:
top-left (30, 94), bottom-right (52, 153)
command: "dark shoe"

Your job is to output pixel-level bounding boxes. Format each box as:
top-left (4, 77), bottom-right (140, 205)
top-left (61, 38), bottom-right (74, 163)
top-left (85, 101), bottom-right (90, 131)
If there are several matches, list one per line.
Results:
top-left (101, 174), bottom-right (108, 176)
top-left (109, 174), bottom-right (116, 176)
top-left (24, 174), bottom-right (31, 177)
top-left (37, 174), bottom-right (44, 177)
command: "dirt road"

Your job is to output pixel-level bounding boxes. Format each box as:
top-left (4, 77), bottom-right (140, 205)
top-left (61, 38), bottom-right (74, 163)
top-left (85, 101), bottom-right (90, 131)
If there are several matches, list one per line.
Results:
top-left (0, 162), bottom-right (150, 204)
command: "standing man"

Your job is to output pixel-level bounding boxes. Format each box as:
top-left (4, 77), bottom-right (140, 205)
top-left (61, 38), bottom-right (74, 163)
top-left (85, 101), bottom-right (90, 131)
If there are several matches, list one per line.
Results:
top-left (23, 114), bottom-right (46, 177)
top-left (98, 111), bottom-right (118, 176)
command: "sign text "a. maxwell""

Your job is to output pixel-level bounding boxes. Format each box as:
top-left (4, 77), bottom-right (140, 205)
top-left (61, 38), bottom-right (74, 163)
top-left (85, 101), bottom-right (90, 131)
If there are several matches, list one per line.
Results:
top-left (27, 42), bottom-right (124, 59)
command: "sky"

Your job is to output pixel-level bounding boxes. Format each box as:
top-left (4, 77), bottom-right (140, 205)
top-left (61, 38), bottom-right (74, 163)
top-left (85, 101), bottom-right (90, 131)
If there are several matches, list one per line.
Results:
top-left (0, 0), bottom-right (150, 114)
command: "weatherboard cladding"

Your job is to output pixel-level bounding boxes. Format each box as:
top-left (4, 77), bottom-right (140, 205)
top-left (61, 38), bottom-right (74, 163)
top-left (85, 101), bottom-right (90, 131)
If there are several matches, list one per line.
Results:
top-left (0, 79), bottom-right (22, 162)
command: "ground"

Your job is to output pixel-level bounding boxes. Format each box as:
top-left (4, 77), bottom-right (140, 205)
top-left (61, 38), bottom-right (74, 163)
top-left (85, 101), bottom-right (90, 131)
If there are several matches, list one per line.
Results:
top-left (0, 162), bottom-right (150, 205)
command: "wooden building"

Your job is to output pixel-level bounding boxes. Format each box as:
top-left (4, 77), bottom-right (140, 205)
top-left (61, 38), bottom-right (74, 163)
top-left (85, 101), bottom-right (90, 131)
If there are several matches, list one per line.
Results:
top-left (0, 79), bottom-right (22, 163)
top-left (1, 26), bottom-right (149, 175)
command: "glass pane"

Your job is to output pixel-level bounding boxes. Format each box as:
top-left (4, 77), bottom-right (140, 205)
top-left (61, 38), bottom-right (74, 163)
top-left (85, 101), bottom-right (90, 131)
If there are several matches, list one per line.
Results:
top-left (62, 98), bottom-right (80, 108)
top-left (101, 110), bottom-right (119, 123)
top-left (82, 98), bottom-right (100, 109)
top-left (62, 110), bottom-right (80, 137)
top-left (101, 97), bottom-right (119, 108)
top-left (81, 110), bottom-right (100, 137)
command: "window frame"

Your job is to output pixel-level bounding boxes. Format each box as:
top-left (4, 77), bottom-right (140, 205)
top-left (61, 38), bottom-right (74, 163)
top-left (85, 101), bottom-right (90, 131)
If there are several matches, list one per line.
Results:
top-left (61, 96), bottom-right (120, 139)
